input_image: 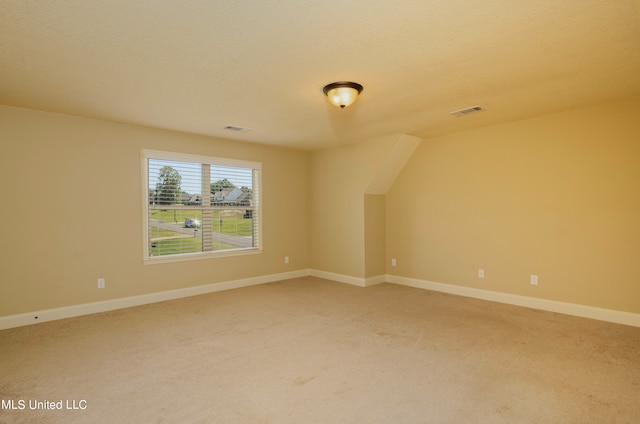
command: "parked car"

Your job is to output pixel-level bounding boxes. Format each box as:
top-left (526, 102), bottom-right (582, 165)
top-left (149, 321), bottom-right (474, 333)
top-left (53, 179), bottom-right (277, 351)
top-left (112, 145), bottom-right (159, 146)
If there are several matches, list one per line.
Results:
top-left (184, 217), bottom-right (200, 228)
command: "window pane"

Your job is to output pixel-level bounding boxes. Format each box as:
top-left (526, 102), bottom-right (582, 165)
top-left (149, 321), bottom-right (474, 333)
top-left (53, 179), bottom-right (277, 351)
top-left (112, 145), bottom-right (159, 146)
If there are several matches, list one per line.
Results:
top-left (210, 165), bottom-right (255, 249)
top-left (148, 159), bottom-right (202, 206)
top-left (149, 209), bottom-right (203, 256)
top-left (211, 165), bottom-right (253, 187)
top-left (210, 209), bottom-right (255, 250)
top-left (144, 150), bottom-right (261, 262)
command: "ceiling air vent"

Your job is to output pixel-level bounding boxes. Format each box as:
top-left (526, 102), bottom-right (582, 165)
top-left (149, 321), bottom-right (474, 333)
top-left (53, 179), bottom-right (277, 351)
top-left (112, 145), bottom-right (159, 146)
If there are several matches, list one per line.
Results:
top-left (223, 125), bottom-right (251, 132)
top-left (450, 106), bottom-right (484, 117)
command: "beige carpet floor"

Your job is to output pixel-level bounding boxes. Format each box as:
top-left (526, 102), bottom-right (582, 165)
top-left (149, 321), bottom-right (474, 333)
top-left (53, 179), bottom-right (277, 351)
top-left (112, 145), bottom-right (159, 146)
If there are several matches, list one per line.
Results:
top-left (1, 277), bottom-right (639, 423)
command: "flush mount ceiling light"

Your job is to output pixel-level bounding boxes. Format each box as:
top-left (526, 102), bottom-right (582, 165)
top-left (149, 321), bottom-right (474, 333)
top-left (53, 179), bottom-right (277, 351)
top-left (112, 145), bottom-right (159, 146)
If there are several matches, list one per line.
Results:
top-left (322, 81), bottom-right (364, 109)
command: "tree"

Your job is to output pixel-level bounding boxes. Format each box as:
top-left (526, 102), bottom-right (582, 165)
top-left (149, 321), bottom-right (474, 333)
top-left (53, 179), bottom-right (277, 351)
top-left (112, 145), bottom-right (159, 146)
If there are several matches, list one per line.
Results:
top-left (210, 178), bottom-right (235, 193)
top-left (149, 188), bottom-right (157, 205)
top-left (240, 186), bottom-right (252, 193)
top-left (156, 166), bottom-right (182, 205)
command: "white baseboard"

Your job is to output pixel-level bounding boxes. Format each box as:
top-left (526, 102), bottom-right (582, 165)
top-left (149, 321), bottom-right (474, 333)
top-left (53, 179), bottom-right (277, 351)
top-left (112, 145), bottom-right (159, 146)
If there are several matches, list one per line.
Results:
top-left (3, 269), bottom-right (638, 330)
top-left (364, 274), bottom-right (386, 287)
top-left (310, 269), bottom-right (366, 287)
top-left (308, 269), bottom-right (384, 287)
top-left (0, 269), bottom-right (309, 330)
top-left (386, 274), bottom-right (640, 328)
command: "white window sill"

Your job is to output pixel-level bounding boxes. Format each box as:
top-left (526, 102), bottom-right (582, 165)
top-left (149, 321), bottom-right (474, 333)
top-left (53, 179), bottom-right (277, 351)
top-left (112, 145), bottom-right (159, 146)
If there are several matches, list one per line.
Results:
top-left (144, 248), bottom-right (262, 265)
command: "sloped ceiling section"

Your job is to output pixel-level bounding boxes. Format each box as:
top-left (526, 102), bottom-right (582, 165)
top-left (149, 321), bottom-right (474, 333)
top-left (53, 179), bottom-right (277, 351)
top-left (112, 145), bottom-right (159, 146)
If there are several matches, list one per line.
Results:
top-left (1, 0), bottom-right (639, 150)
top-left (366, 134), bottom-right (422, 195)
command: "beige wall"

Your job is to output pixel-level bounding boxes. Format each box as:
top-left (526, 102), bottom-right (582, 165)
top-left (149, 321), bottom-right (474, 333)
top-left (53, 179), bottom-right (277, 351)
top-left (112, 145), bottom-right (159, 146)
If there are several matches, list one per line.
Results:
top-left (386, 96), bottom-right (640, 313)
top-left (310, 138), bottom-right (396, 278)
top-left (3, 96), bottom-right (639, 318)
top-left (364, 194), bottom-right (386, 278)
top-left (0, 106), bottom-right (310, 316)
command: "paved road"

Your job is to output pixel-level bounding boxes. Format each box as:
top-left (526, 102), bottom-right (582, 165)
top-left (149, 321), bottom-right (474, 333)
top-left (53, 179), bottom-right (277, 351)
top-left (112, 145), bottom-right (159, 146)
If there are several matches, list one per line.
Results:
top-left (150, 220), bottom-right (252, 248)
top-left (150, 219), bottom-right (200, 236)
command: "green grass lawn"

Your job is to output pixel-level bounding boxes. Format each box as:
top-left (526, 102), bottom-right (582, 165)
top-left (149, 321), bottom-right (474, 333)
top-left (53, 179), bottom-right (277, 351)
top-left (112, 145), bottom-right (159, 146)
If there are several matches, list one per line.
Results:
top-left (150, 209), bottom-right (202, 224)
top-left (151, 236), bottom-right (201, 256)
top-left (149, 208), bottom-right (253, 257)
top-left (150, 227), bottom-right (238, 256)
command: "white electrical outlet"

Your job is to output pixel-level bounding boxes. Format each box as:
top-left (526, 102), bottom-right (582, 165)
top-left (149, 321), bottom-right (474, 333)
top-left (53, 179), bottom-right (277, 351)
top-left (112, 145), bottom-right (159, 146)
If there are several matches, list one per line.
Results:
top-left (530, 275), bottom-right (539, 286)
top-left (391, 258), bottom-right (397, 267)
top-left (478, 269), bottom-right (485, 279)
top-left (97, 278), bottom-right (105, 289)
top-left (284, 256), bottom-right (289, 264)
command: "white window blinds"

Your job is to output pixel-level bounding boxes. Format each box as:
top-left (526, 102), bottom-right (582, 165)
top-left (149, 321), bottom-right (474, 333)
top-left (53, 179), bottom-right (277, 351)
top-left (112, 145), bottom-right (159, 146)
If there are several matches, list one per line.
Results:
top-left (143, 150), bottom-right (261, 262)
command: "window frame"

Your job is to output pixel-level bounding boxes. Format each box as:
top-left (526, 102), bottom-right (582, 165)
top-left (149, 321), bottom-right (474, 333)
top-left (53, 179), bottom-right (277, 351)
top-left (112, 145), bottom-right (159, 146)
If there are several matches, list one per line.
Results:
top-left (141, 149), bottom-right (262, 264)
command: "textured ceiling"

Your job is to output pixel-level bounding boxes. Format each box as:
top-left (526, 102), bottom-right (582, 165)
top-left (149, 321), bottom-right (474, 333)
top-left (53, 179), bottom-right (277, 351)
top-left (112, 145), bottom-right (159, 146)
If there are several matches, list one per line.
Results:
top-left (1, 0), bottom-right (639, 150)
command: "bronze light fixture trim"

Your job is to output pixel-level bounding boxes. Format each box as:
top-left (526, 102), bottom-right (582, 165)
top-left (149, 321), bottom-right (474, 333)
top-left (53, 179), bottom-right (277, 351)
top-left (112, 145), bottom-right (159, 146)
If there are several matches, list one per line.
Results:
top-left (322, 81), bottom-right (364, 109)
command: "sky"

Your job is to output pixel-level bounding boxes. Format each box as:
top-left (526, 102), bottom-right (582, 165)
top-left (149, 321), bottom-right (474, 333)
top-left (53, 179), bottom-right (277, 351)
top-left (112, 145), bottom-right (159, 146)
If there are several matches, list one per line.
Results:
top-left (149, 159), bottom-right (253, 195)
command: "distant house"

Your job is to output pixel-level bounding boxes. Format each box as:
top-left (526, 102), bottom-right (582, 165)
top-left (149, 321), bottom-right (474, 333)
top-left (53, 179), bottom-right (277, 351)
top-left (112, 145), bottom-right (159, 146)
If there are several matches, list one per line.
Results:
top-left (180, 192), bottom-right (191, 204)
top-left (211, 187), bottom-right (253, 211)
top-left (236, 192), bottom-right (253, 207)
top-left (212, 187), bottom-right (243, 205)
top-left (237, 192), bottom-right (254, 218)
top-left (186, 194), bottom-right (202, 205)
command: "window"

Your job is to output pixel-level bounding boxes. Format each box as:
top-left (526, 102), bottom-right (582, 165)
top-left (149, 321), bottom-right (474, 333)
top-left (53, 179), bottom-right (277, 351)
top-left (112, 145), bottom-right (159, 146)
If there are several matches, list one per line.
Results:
top-left (142, 150), bottom-right (261, 263)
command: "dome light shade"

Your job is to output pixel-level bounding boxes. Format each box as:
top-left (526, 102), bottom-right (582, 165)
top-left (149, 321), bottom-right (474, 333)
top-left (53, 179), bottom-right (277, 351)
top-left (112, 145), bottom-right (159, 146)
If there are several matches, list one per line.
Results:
top-left (322, 81), bottom-right (364, 109)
